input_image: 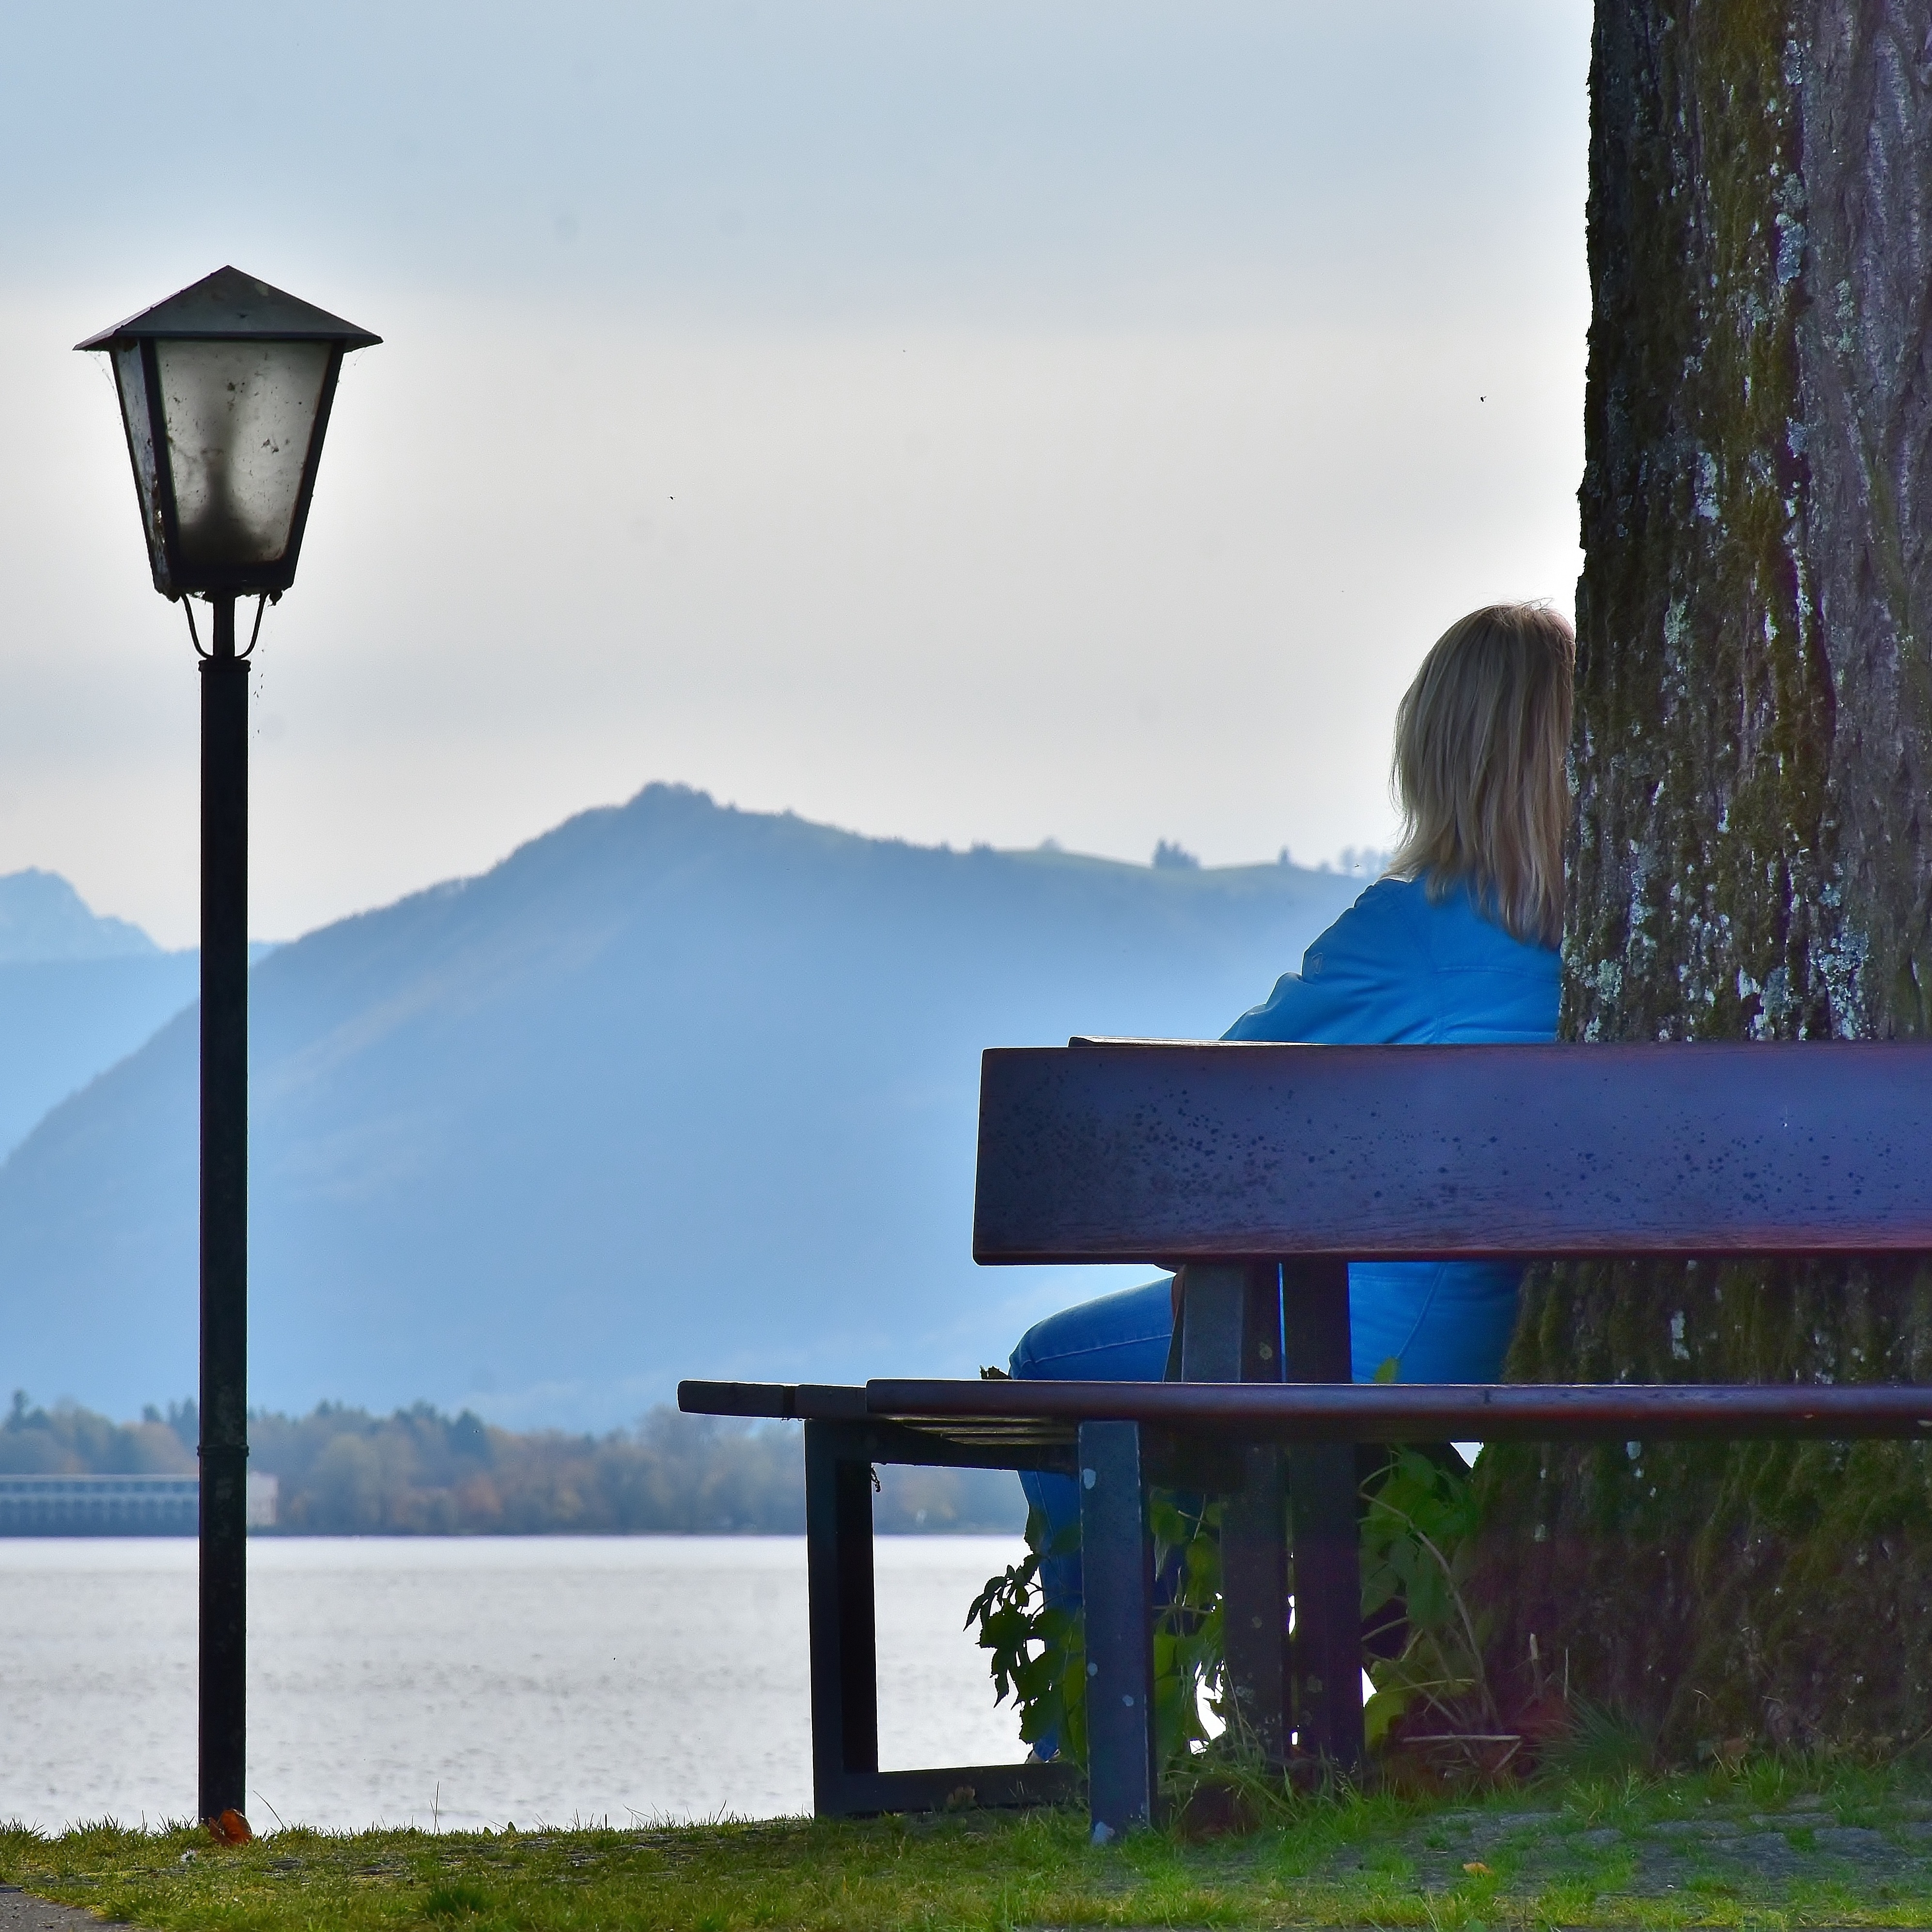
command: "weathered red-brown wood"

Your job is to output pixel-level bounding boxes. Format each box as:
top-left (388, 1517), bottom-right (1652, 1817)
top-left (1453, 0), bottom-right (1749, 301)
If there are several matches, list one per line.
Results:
top-left (859, 1377), bottom-right (1932, 1441)
top-left (973, 1041), bottom-right (1932, 1264)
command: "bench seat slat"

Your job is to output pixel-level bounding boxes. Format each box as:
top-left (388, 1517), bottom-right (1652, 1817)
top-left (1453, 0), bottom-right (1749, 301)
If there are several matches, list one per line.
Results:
top-left (974, 1041), bottom-right (1932, 1262)
top-left (677, 1380), bottom-right (867, 1422)
top-left (864, 1377), bottom-right (1932, 1441)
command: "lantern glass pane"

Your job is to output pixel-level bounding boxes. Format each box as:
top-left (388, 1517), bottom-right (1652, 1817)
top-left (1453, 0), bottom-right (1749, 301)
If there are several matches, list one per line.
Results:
top-left (110, 344), bottom-right (168, 586)
top-left (153, 339), bottom-right (332, 570)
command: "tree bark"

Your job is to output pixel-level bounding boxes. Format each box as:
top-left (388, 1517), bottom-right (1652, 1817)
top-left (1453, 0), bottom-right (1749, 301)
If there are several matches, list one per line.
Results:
top-left (1470, 0), bottom-right (1932, 1755)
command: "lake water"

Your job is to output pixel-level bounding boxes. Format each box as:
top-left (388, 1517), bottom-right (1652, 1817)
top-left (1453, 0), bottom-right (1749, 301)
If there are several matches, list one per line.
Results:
top-left (0, 1536), bottom-right (1030, 1833)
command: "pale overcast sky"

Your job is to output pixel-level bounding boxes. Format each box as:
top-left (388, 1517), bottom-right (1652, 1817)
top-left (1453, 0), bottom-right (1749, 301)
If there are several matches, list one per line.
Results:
top-left (1, 0), bottom-right (1590, 947)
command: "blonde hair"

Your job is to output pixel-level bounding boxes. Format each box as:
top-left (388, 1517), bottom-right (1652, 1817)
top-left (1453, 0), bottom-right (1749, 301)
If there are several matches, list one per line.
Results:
top-left (1388, 602), bottom-right (1574, 948)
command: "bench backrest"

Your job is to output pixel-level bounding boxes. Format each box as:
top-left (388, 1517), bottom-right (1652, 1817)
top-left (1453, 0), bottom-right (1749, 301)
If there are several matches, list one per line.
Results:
top-left (972, 1040), bottom-right (1932, 1264)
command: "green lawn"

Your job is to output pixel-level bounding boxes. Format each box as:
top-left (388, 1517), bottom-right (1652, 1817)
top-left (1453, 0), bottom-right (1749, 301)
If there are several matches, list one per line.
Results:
top-left (10, 1762), bottom-right (1932, 1930)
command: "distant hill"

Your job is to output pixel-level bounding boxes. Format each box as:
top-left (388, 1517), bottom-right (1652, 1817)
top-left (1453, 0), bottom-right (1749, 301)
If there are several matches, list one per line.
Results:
top-left (0, 869), bottom-right (158, 964)
top-left (0, 787), bottom-right (1363, 1427)
top-left (0, 871), bottom-right (200, 1157)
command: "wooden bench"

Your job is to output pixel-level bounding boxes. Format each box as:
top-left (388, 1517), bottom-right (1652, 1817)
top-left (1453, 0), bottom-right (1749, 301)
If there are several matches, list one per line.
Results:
top-left (683, 1038), bottom-right (1932, 1838)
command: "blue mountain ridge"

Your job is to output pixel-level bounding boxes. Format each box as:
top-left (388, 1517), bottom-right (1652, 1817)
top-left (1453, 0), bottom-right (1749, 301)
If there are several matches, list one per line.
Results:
top-left (0, 785), bottom-right (1364, 1428)
top-left (0, 870), bottom-right (203, 1158)
top-left (0, 868), bottom-right (158, 964)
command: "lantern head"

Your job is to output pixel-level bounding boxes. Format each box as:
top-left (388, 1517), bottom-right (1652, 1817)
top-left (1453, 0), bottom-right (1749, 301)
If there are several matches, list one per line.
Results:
top-left (78, 267), bottom-right (380, 601)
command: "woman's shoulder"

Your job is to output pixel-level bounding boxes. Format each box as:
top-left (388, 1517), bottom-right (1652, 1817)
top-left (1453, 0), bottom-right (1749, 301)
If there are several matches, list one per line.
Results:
top-left (1324, 871), bottom-right (1559, 1008)
top-left (1310, 872), bottom-right (1557, 963)
top-left (1404, 871), bottom-right (1558, 971)
top-left (1226, 870), bottom-right (1556, 1046)
top-left (1302, 874), bottom-right (1432, 974)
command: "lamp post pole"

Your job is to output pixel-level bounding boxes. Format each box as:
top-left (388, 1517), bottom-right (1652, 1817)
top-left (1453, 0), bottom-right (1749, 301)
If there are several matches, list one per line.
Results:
top-left (199, 591), bottom-right (249, 1821)
top-left (78, 267), bottom-right (378, 1825)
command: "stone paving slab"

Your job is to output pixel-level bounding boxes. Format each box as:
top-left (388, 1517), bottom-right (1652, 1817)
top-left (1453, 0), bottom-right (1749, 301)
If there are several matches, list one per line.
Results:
top-left (0, 1885), bottom-right (134, 1931)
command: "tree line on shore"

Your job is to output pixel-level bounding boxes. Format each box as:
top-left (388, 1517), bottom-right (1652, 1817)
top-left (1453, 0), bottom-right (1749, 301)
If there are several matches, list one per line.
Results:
top-left (0, 1391), bottom-right (1024, 1535)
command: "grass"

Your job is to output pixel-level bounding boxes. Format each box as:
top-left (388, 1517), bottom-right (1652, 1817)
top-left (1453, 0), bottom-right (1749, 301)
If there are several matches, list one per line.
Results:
top-left (9, 1757), bottom-right (1932, 1930)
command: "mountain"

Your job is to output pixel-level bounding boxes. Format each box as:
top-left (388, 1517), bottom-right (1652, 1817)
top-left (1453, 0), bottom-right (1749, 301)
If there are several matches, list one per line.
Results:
top-left (0, 869), bottom-right (158, 964)
top-left (0, 787), bottom-right (1363, 1426)
top-left (0, 871), bottom-right (200, 1158)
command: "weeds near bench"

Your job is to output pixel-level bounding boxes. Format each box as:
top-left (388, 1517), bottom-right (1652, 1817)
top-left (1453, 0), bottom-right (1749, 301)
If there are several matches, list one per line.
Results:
top-left (966, 1491), bottom-right (1226, 1771)
top-left (966, 1509), bottom-right (1088, 1764)
top-left (1359, 1446), bottom-right (1497, 1753)
top-left (968, 1448), bottom-right (1499, 1776)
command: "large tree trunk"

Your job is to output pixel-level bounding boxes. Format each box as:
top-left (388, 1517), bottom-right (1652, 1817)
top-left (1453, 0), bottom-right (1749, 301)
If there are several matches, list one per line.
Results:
top-left (1470, 0), bottom-right (1932, 1755)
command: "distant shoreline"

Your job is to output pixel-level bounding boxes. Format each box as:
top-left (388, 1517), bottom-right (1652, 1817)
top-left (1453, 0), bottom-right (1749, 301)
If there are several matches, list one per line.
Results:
top-left (0, 1395), bottom-right (1026, 1536)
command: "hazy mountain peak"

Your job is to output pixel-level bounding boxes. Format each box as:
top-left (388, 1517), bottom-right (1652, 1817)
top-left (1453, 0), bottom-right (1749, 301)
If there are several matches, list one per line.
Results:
top-left (0, 870), bottom-right (160, 963)
top-left (0, 783), bottom-right (1365, 1427)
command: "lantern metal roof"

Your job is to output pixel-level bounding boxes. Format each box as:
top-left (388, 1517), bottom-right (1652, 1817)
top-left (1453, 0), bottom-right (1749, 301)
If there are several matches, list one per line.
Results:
top-left (76, 266), bottom-right (381, 351)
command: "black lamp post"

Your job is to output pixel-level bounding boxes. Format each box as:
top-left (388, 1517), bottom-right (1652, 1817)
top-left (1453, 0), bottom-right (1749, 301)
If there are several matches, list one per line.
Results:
top-left (78, 267), bottom-right (379, 1824)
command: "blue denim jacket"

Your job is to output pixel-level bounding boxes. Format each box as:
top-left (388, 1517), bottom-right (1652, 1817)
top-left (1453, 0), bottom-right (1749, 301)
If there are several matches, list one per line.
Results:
top-left (1011, 874), bottom-right (1559, 1390)
top-left (1223, 871), bottom-right (1558, 1379)
top-left (1221, 871), bottom-right (1557, 1048)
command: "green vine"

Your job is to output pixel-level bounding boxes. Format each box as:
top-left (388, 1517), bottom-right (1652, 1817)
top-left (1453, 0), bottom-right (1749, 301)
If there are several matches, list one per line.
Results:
top-left (968, 1450), bottom-right (1491, 1771)
top-left (967, 1490), bottom-right (1226, 1771)
top-left (966, 1507), bottom-right (1088, 1764)
top-left (1358, 1445), bottom-right (1495, 1749)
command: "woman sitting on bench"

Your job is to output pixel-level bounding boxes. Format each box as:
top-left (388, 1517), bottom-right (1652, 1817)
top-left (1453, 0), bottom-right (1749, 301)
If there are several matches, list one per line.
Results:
top-left (1008, 599), bottom-right (1575, 1635)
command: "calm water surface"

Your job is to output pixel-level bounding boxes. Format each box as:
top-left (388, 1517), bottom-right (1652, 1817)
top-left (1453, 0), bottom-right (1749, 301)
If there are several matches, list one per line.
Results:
top-left (0, 1536), bottom-right (1028, 1832)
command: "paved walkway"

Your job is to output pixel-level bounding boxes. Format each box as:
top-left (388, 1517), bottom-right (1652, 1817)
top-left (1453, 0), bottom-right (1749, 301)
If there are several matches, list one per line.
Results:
top-left (0, 1885), bottom-right (131, 1931)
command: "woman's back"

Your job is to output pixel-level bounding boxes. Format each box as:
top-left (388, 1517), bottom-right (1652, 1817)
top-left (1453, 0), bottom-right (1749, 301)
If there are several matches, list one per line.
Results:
top-left (1004, 600), bottom-right (1576, 1727)
top-left (1222, 873), bottom-right (1558, 1049)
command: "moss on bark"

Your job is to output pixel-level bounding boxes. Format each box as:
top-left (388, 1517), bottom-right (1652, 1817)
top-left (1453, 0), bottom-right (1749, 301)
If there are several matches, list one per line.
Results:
top-left (1469, 0), bottom-right (1932, 1755)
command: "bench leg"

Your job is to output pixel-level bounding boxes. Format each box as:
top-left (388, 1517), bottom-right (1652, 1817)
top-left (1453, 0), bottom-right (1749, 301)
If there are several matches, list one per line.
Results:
top-left (1179, 1262), bottom-right (1292, 1764)
top-left (1283, 1258), bottom-right (1364, 1771)
top-left (805, 1421), bottom-right (879, 1812)
top-left (1223, 1441), bottom-right (1291, 1763)
top-left (1079, 1419), bottom-right (1156, 1839)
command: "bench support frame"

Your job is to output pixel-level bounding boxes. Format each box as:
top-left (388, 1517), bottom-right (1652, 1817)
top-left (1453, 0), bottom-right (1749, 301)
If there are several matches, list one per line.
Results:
top-left (1179, 1263), bottom-right (1292, 1766)
top-left (798, 1256), bottom-right (1368, 1831)
top-left (1077, 1419), bottom-right (1156, 1836)
top-left (1282, 1257), bottom-right (1365, 1769)
top-left (1175, 1257), bottom-right (1365, 1773)
top-left (803, 1418), bottom-right (1080, 1817)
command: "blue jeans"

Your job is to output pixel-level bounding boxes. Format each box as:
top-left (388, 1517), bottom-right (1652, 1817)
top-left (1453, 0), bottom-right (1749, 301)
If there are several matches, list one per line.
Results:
top-left (1010, 1279), bottom-right (1178, 1621)
top-left (1009, 1261), bottom-right (1520, 1615)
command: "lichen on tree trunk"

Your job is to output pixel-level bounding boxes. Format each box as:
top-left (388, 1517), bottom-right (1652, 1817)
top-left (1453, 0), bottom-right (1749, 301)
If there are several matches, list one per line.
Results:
top-left (1469, 0), bottom-right (1932, 1754)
